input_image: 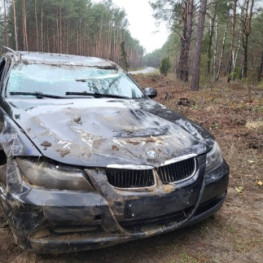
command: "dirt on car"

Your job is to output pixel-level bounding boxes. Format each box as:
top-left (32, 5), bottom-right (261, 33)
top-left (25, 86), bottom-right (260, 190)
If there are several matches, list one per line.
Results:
top-left (0, 74), bottom-right (262, 263)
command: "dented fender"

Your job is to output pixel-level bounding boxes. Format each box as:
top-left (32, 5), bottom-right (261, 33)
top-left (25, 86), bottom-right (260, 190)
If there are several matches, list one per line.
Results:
top-left (0, 108), bottom-right (41, 157)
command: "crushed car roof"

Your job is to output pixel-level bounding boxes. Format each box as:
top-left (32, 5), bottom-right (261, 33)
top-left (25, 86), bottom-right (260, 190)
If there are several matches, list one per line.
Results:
top-left (6, 51), bottom-right (117, 68)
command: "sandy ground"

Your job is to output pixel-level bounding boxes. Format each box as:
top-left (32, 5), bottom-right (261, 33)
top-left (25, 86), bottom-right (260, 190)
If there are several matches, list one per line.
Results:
top-left (0, 74), bottom-right (262, 263)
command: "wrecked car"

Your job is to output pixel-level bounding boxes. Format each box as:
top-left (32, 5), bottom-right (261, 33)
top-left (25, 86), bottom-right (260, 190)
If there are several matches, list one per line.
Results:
top-left (0, 51), bottom-right (229, 253)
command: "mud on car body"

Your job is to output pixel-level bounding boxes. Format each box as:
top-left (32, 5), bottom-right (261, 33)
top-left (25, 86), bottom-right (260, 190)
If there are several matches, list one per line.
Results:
top-left (0, 50), bottom-right (229, 253)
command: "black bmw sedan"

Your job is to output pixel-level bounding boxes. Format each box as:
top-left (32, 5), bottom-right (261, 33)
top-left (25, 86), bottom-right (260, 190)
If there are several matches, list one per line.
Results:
top-left (0, 51), bottom-right (229, 253)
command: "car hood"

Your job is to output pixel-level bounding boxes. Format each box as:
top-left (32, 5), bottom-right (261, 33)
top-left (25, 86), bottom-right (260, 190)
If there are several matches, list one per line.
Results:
top-left (6, 98), bottom-right (212, 167)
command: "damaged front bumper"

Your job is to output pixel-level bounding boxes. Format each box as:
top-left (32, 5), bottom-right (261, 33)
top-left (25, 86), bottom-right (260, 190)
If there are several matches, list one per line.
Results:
top-left (1, 155), bottom-right (229, 253)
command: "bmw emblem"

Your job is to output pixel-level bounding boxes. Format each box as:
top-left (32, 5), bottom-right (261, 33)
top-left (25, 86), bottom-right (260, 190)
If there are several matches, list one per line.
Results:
top-left (146, 149), bottom-right (159, 161)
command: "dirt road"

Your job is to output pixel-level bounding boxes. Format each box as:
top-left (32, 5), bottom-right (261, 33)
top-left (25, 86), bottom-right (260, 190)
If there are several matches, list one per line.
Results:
top-left (0, 75), bottom-right (262, 263)
top-left (129, 67), bottom-right (156, 75)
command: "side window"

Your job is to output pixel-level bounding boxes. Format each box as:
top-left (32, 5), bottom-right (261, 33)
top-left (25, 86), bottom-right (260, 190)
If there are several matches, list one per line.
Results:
top-left (0, 59), bottom-right (6, 83)
top-left (0, 60), bottom-right (7, 96)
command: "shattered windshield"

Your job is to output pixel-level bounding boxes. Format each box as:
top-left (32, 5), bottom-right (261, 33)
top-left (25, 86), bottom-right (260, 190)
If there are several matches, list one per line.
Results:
top-left (7, 63), bottom-right (144, 99)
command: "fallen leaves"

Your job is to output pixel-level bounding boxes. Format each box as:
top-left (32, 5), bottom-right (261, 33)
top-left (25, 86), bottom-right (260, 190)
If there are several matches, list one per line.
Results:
top-left (256, 180), bottom-right (263, 186)
top-left (235, 186), bottom-right (244, 193)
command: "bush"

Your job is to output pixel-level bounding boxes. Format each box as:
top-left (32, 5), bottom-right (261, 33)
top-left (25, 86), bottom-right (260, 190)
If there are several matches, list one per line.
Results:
top-left (159, 57), bottom-right (171, 76)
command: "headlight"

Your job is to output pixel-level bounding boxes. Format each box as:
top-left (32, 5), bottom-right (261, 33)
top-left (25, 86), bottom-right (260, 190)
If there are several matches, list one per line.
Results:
top-left (16, 158), bottom-right (94, 191)
top-left (205, 141), bottom-right (223, 173)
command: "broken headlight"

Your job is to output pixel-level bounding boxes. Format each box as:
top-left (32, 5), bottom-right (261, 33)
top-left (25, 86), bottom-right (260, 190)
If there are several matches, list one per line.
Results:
top-left (16, 158), bottom-right (94, 191)
top-left (205, 141), bottom-right (223, 173)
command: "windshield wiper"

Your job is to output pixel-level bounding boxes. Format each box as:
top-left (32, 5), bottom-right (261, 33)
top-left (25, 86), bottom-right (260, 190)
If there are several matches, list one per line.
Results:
top-left (65, 91), bottom-right (129, 99)
top-left (9, 91), bottom-right (64, 99)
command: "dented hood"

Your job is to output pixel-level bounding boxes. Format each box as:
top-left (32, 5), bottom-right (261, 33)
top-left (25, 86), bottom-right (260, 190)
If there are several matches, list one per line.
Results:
top-left (6, 98), bottom-right (212, 167)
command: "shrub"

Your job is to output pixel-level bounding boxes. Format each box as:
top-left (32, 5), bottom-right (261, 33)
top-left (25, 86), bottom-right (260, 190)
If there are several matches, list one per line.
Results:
top-left (159, 57), bottom-right (171, 76)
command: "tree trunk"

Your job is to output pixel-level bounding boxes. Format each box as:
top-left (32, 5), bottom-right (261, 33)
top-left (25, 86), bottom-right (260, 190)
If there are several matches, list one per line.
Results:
top-left (216, 19), bottom-right (228, 81)
top-left (176, 0), bottom-right (194, 82)
top-left (227, 0), bottom-right (238, 82)
top-left (258, 50), bottom-right (263, 81)
top-left (241, 0), bottom-right (254, 79)
top-left (243, 34), bottom-right (249, 78)
top-left (22, 0), bottom-right (28, 51)
top-left (191, 0), bottom-right (208, 91)
top-left (207, 11), bottom-right (216, 76)
top-left (59, 7), bottom-right (62, 53)
top-left (34, 0), bottom-right (39, 50)
top-left (232, 28), bottom-right (242, 78)
top-left (40, 0), bottom-right (44, 52)
top-left (212, 18), bottom-right (218, 78)
top-left (3, 0), bottom-right (9, 46)
top-left (12, 0), bottom-right (18, 50)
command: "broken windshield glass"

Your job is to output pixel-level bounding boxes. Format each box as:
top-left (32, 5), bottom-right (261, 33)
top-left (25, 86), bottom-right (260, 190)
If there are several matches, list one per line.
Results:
top-left (7, 63), bottom-right (144, 99)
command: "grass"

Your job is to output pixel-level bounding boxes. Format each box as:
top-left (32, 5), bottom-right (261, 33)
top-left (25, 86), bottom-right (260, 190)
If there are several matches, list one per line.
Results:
top-left (179, 253), bottom-right (199, 263)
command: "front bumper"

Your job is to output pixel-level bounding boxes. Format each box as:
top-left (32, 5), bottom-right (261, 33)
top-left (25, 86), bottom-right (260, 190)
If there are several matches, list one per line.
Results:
top-left (1, 156), bottom-right (229, 253)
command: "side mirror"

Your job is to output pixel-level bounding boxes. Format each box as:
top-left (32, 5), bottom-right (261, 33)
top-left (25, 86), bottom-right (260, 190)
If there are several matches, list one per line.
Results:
top-left (144, 87), bottom-right (157, 99)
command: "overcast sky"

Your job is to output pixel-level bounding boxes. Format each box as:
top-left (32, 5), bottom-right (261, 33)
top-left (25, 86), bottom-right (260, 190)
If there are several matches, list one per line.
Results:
top-left (92, 0), bottom-right (170, 53)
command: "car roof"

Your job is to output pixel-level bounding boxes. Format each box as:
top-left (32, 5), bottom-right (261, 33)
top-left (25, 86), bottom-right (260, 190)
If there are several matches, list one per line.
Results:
top-left (4, 51), bottom-right (118, 69)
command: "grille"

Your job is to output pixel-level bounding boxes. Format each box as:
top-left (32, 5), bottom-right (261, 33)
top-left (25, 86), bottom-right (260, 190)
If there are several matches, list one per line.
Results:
top-left (106, 169), bottom-right (154, 188)
top-left (158, 157), bottom-right (196, 184)
top-left (120, 207), bottom-right (193, 231)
